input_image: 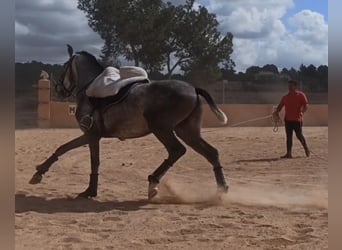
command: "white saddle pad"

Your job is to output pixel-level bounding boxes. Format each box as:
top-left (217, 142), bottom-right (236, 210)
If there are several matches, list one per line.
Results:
top-left (86, 66), bottom-right (149, 98)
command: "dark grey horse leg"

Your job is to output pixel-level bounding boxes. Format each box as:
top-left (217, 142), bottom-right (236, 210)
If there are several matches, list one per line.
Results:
top-left (77, 136), bottom-right (100, 198)
top-left (175, 114), bottom-right (229, 193)
top-left (29, 135), bottom-right (89, 184)
top-left (190, 138), bottom-right (228, 192)
top-left (147, 129), bottom-right (186, 199)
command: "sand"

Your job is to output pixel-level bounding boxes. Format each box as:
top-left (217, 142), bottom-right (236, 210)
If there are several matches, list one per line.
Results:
top-left (15, 127), bottom-right (328, 250)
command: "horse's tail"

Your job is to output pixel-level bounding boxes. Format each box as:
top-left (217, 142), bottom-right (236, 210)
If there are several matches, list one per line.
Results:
top-left (195, 88), bottom-right (228, 125)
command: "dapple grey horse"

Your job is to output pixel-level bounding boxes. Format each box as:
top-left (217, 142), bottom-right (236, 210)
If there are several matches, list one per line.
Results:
top-left (30, 45), bottom-right (229, 200)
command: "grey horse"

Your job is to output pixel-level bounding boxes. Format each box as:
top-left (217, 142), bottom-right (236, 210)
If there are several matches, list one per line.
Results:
top-left (29, 45), bottom-right (229, 200)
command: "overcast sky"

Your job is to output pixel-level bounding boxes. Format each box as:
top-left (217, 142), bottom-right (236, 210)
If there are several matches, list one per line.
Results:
top-left (15, 0), bottom-right (328, 73)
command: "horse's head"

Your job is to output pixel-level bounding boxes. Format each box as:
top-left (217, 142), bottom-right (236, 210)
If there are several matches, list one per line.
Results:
top-left (57, 45), bottom-right (104, 98)
top-left (56, 45), bottom-right (78, 97)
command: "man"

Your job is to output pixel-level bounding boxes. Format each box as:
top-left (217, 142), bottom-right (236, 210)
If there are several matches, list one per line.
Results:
top-left (273, 80), bottom-right (310, 158)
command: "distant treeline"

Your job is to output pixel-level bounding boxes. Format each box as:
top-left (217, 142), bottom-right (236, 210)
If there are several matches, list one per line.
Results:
top-left (15, 61), bottom-right (328, 95)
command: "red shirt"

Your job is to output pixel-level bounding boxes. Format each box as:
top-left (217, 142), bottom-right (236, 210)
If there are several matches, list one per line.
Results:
top-left (280, 91), bottom-right (308, 122)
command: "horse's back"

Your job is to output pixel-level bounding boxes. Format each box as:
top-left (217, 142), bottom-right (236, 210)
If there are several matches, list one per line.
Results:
top-left (137, 80), bottom-right (199, 127)
top-left (101, 79), bottom-right (200, 138)
top-left (143, 79), bottom-right (197, 104)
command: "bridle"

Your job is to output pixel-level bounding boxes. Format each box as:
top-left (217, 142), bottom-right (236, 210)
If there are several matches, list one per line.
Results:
top-left (57, 55), bottom-right (77, 97)
top-left (57, 53), bottom-right (100, 97)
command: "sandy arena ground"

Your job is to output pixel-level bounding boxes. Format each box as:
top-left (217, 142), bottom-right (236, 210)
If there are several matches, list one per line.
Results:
top-left (15, 127), bottom-right (328, 250)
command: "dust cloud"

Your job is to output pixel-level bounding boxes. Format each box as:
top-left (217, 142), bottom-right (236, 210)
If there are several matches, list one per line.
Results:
top-left (153, 179), bottom-right (328, 209)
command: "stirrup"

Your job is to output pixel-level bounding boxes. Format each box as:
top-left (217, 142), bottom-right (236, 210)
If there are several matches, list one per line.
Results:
top-left (80, 115), bottom-right (94, 130)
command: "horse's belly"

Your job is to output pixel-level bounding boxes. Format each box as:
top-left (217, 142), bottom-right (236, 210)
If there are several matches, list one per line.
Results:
top-left (102, 113), bottom-right (150, 139)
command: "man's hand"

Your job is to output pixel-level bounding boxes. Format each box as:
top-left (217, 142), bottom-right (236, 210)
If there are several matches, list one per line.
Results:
top-left (272, 111), bottom-right (281, 123)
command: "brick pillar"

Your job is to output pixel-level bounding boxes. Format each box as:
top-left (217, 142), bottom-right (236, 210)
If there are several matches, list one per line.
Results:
top-left (37, 79), bottom-right (51, 128)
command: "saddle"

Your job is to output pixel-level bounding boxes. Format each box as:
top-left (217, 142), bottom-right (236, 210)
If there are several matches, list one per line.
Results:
top-left (86, 66), bottom-right (149, 98)
top-left (89, 79), bottom-right (148, 112)
top-left (82, 66), bottom-right (149, 131)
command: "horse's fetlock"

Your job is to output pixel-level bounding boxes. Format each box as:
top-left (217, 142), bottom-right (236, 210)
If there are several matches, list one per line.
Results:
top-left (36, 164), bottom-right (48, 174)
top-left (148, 174), bottom-right (159, 184)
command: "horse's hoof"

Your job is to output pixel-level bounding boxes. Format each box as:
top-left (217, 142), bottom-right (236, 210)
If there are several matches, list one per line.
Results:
top-left (29, 172), bottom-right (43, 184)
top-left (217, 185), bottom-right (229, 194)
top-left (148, 182), bottom-right (159, 200)
top-left (148, 188), bottom-right (158, 200)
top-left (76, 193), bottom-right (90, 199)
top-left (77, 190), bottom-right (97, 199)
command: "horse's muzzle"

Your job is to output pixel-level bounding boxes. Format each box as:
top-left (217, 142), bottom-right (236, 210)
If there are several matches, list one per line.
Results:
top-left (55, 82), bottom-right (72, 98)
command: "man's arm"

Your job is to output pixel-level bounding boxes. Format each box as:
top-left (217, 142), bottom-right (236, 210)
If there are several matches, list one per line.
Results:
top-left (300, 92), bottom-right (309, 115)
top-left (302, 103), bottom-right (308, 113)
top-left (272, 99), bottom-right (284, 125)
top-left (274, 97), bottom-right (284, 114)
top-left (275, 103), bottom-right (283, 113)
top-left (300, 103), bottom-right (308, 117)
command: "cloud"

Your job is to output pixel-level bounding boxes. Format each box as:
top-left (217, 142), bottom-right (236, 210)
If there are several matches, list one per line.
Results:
top-left (15, 0), bottom-right (103, 64)
top-left (289, 10), bottom-right (328, 45)
top-left (194, 0), bottom-right (327, 72)
top-left (15, 0), bottom-right (327, 73)
top-left (230, 8), bottom-right (328, 72)
top-left (15, 21), bottom-right (29, 36)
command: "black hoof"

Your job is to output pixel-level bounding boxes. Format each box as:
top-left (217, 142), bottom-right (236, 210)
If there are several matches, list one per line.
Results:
top-left (77, 189), bottom-right (97, 199)
top-left (29, 172), bottom-right (43, 184)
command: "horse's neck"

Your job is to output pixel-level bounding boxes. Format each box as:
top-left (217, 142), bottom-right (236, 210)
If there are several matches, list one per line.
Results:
top-left (76, 67), bottom-right (102, 93)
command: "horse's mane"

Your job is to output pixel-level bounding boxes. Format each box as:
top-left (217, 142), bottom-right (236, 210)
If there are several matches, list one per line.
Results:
top-left (76, 51), bottom-right (104, 70)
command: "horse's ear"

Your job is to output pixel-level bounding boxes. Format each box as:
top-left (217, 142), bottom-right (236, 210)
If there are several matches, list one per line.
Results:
top-left (67, 44), bottom-right (74, 58)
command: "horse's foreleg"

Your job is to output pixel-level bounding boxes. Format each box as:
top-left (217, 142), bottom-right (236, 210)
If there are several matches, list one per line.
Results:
top-left (29, 135), bottom-right (89, 184)
top-left (77, 137), bottom-right (100, 198)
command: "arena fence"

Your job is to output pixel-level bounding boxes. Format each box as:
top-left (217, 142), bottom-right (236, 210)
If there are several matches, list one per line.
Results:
top-left (38, 79), bottom-right (328, 128)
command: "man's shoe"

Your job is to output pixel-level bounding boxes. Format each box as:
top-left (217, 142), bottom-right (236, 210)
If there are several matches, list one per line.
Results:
top-left (280, 154), bottom-right (292, 159)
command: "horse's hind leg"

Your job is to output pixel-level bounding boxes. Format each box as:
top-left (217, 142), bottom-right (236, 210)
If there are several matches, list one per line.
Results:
top-left (147, 129), bottom-right (186, 199)
top-left (29, 135), bottom-right (89, 184)
top-left (175, 110), bottom-right (229, 193)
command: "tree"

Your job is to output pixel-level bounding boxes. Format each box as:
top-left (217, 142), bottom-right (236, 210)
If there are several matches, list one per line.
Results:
top-left (78, 0), bottom-right (165, 68)
top-left (261, 64), bottom-right (279, 74)
top-left (78, 0), bottom-right (234, 80)
top-left (245, 66), bottom-right (261, 81)
top-left (317, 65), bottom-right (328, 91)
top-left (288, 67), bottom-right (299, 80)
top-left (169, 3), bottom-right (234, 81)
